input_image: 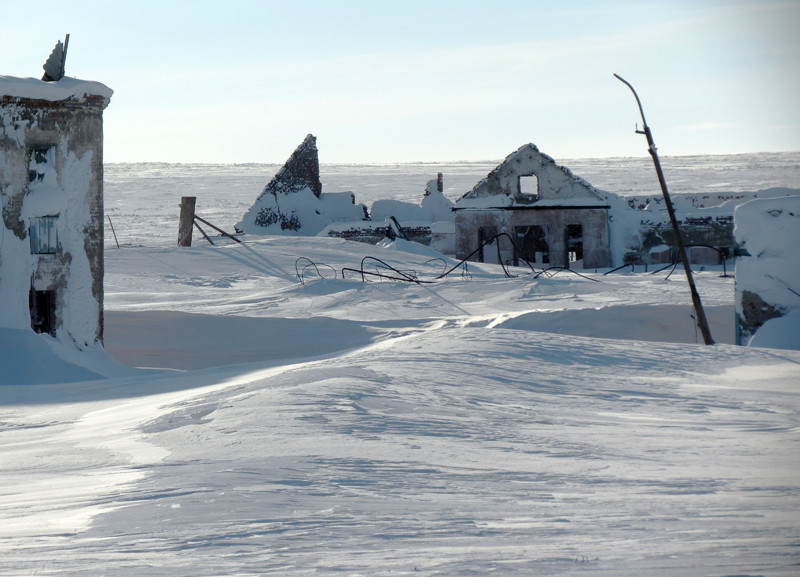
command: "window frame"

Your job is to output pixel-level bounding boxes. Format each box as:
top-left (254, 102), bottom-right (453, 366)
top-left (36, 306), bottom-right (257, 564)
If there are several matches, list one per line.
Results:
top-left (29, 215), bottom-right (59, 254)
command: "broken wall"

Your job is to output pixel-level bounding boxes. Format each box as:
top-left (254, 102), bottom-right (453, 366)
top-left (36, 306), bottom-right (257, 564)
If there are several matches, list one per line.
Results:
top-left (629, 216), bottom-right (733, 265)
top-left (461, 143), bottom-right (604, 205)
top-left (454, 207), bottom-right (610, 268)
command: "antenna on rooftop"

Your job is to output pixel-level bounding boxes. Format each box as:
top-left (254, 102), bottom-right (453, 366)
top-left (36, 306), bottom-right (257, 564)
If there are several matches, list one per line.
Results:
top-left (42, 34), bottom-right (70, 81)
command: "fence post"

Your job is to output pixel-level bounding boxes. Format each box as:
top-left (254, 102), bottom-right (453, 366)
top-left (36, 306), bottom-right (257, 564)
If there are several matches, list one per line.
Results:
top-left (178, 196), bottom-right (196, 247)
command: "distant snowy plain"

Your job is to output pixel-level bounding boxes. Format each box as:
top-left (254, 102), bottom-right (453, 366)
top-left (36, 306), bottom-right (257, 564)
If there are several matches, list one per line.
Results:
top-left (1, 153), bottom-right (799, 576)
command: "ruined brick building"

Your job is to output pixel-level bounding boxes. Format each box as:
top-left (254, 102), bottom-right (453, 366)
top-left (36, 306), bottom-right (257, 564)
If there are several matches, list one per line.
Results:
top-left (0, 75), bottom-right (112, 345)
top-left (453, 143), bottom-right (611, 268)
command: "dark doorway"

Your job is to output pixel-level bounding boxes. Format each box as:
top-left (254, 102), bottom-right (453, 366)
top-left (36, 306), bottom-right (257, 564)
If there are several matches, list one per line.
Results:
top-left (478, 226), bottom-right (498, 263)
top-left (514, 225), bottom-right (549, 264)
top-left (30, 289), bottom-right (56, 336)
top-left (565, 224), bottom-right (584, 264)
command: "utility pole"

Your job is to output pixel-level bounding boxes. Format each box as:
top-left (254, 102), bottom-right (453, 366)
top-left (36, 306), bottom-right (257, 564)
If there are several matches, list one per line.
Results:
top-left (614, 74), bottom-right (715, 345)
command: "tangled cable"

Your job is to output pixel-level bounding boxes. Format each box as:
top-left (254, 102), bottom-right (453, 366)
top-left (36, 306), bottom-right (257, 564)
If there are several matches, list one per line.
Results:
top-left (295, 232), bottom-right (601, 285)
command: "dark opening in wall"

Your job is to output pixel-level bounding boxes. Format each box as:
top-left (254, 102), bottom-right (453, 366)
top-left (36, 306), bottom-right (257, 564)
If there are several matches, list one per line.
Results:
top-left (515, 225), bottom-right (549, 264)
top-left (30, 289), bottom-right (56, 336)
top-left (29, 145), bottom-right (55, 183)
top-left (565, 224), bottom-right (583, 263)
top-left (478, 226), bottom-right (498, 263)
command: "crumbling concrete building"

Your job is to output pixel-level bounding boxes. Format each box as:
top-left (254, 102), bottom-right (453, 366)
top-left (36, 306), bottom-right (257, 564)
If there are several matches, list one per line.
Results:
top-left (453, 143), bottom-right (610, 269)
top-left (0, 75), bottom-right (112, 345)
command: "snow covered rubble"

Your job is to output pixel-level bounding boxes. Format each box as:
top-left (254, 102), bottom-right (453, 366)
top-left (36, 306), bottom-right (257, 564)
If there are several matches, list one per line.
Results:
top-left (234, 134), bottom-right (455, 250)
top-left (1, 234), bottom-right (799, 576)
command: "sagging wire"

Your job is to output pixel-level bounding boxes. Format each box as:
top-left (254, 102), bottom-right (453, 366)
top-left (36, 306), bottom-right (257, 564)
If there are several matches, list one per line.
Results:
top-left (295, 232), bottom-right (601, 286)
top-left (650, 245), bottom-right (731, 279)
top-left (424, 257), bottom-right (448, 277)
top-left (342, 256), bottom-right (436, 284)
top-left (685, 244), bottom-right (731, 278)
top-left (435, 232), bottom-right (539, 280)
top-left (664, 261), bottom-right (681, 280)
top-left (533, 266), bottom-right (600, 283)
top-left (650, 261), bottom-right (679, 276)
top-left (603, 263), bottom-right (635, 275)
top-left (295, 257), bottom-right (338, 285)
top-left (367, 257), bottom-right (420, 282)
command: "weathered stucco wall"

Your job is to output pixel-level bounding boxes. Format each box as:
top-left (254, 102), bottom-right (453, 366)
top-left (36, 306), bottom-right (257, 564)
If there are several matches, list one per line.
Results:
top-left (455, 207), bottom-right (610, 268)
top-left (1, 82), bottom-right (110, 346)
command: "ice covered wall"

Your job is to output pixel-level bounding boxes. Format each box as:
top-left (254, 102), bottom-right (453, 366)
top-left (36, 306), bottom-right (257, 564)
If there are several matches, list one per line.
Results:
top-left (0, 76), bottom-right (111, 346)
top-left (734, 195), bottom-right (800, 349)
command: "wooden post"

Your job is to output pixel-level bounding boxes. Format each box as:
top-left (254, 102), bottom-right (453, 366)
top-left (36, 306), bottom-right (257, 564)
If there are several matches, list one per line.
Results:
top-left (178, 196), bottom-right (196, 247)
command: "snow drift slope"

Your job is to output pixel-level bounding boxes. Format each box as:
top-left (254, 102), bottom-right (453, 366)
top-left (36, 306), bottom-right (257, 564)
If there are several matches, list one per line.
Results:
top-left (1, 327), bottom-right (798, 576)
top-left (1, 235), bottom-right (799, 576)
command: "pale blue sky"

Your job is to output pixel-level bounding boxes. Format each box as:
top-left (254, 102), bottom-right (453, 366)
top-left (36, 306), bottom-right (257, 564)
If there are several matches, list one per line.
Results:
top-left (3, 0), bottom-right (798, 163)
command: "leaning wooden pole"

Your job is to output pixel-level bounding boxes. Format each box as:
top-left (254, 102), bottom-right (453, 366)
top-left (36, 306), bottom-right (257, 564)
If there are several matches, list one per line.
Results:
top-left (614, 74), bottom-right (715, 345)
top-left (178, 196), bottom-right (196, 247)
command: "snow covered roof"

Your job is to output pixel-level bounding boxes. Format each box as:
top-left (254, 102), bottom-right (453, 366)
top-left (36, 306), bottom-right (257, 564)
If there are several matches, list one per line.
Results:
top-left (0, 75), bottom-right (113, 102)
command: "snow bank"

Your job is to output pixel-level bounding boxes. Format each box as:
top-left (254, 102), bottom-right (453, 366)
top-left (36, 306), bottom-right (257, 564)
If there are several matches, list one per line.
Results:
top-left (749, 309), bottom-right (800, 350)
top-left (370, 178), bottom-right (454, 224)
top-left (0, 327), bottom-right (133, 385)
top-left (237, 186), bottom-right (367, 236)
top-left (375, 237), bottom-right (449, 259)
top-left (735, 195), bottom-right (800, 348)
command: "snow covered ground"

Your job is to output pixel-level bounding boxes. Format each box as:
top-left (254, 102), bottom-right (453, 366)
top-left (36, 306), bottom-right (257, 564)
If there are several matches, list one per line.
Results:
top-left (2, 156), bottom-right (800, 576)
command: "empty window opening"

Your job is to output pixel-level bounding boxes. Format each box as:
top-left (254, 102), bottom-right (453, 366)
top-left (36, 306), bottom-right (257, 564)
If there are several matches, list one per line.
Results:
top-left (29, 145), bottom-right (56, 184)
top-left (565, 224), bottom-right (584, 264)
top-left (30, 289), bottom-right (56, 336)
top-left (30, 215), bottom-right (59, 254)
top-left (519, 175), bottom-right (539, 199)
top-left (515, 225), bottom-right (549, 264)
